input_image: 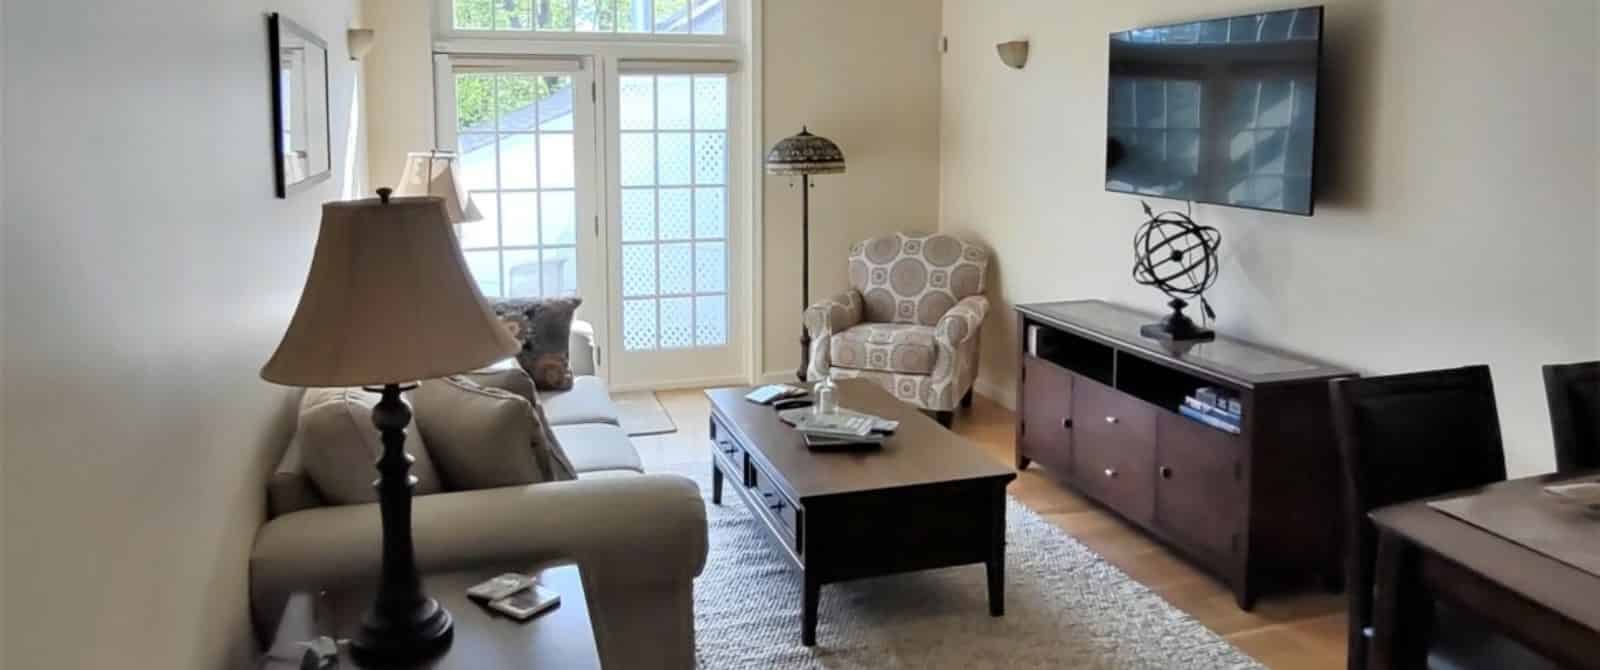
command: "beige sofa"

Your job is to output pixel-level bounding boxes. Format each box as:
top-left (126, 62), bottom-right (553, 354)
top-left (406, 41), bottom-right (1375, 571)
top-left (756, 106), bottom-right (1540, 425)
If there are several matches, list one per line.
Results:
top-left (249, 322), bottom-right (708, 669)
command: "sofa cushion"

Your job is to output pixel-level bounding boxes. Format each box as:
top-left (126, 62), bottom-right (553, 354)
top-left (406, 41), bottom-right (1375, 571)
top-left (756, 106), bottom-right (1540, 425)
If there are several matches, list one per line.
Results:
top-left (297, 388), bottom-right (443, 505)
top-left (577, 468), bottom-right (642, 480)
top-left (829, 323), bottom-right (938, 375)
top-left (552, 424), bottom-right (643, 474)
top-left (413, 377), bottom-right (577, 489)
top-left (539, 376), bottom-right (621, 427)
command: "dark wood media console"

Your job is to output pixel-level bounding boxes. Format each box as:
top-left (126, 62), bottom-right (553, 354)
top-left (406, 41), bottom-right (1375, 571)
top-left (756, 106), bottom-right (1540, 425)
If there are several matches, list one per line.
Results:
top-left (1015, 300), bottom-right (1355, 609)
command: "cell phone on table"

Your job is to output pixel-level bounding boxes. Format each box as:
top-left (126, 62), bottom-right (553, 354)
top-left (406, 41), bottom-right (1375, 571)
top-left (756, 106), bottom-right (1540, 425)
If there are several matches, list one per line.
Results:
top-left (488, 585), bottom-right (561, 621)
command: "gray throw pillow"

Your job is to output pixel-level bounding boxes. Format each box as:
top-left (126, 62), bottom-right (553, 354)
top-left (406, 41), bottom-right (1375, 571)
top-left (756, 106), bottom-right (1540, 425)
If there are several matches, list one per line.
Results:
top-left (413, 376), bottom-right (576, 489)
top-left (493, 297), bottom-right (582, 391)
top-left (297, 388), bottom-right (443, 505)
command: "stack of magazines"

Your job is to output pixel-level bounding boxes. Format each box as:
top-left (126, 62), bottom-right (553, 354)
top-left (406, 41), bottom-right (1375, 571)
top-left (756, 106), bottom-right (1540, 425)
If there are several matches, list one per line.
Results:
top-left (778, 408), bottom-right (899, 448)
top-left (1179, 387), bottom-right (1242, 434)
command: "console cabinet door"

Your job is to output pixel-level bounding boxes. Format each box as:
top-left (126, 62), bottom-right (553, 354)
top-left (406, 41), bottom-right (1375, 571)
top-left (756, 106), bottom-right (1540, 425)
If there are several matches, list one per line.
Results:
top-left (1071, 378), bottom-right (1156, 523)
top-left (1020, 356), bottom-right (1074, 475)
top-left (1154, 411), bottom-right (1245, 561)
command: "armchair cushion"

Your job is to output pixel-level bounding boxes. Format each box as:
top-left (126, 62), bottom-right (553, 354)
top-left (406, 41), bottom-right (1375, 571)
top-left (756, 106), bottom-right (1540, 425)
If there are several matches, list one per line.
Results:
top-left (803, 290), bottom-right (863, 379)
top-left (830, 323), bottom-right (938, 375)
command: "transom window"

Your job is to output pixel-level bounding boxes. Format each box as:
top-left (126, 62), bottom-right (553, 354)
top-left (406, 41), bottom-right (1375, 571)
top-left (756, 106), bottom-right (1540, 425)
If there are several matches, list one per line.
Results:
top-left (452, 0), bottom-right (726, 35)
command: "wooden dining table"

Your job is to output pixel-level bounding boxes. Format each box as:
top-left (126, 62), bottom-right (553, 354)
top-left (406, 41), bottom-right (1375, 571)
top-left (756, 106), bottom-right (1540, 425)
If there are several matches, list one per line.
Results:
top-left (1369, 471), bottom-right (1600, 670)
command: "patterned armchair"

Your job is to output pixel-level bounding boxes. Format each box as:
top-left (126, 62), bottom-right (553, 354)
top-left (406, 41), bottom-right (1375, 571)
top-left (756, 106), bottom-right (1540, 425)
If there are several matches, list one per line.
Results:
top-left (804, 232), bottom-right (990, 424)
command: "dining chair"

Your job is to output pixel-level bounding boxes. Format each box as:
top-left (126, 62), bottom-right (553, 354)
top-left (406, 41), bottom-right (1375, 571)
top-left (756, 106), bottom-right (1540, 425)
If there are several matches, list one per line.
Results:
top-left (1331, 366), bottom-right (1514, 670)
top-left (1544, 361), bottom-right (1600, 474)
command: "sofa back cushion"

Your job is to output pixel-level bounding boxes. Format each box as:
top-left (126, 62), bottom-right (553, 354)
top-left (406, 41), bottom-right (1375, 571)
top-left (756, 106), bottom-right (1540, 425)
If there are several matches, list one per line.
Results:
top-left (848, 232), bottom-right (989, 326)
top-left (413, 376), bottom-right (577, 489)
top-left (297, 388), bottom-right (444, 506)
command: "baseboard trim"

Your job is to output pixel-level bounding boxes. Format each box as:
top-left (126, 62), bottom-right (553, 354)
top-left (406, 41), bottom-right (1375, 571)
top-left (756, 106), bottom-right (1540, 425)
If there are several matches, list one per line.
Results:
top-left (610, 375), bottom-right (752, 394)
top-left (758, 370), bottom-right (802, 385)
top-left (976, 378), bottom-right (1017, 411)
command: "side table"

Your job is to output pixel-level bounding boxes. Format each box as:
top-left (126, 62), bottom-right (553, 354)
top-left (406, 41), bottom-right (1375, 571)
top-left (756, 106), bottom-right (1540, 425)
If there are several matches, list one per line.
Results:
top-left (261, 563), bottom-right (599, 669)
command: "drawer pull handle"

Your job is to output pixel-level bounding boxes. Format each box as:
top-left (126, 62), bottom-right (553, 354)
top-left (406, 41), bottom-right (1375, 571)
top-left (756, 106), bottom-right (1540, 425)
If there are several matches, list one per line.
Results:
top-left (1104, 468), bottom-right (1119, 479)
top-left (1060, 417), bottom-right (1073, 430)
top-left (1159, 466), bottom-right (1173, 479)
top-left (1105, 416), bottom-right (1119, 424)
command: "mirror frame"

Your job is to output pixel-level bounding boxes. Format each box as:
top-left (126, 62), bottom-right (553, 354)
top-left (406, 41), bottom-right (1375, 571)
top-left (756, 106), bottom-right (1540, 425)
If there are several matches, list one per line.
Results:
top-left (268, 13), bottom-right (333, 198)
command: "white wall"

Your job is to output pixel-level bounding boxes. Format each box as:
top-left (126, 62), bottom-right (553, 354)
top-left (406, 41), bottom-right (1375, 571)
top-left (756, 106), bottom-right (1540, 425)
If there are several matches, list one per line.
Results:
top-left (760, 0), bottom-right (945, 379)
top-left (941, 0), bottom-right (1600, 476)
top-left (2, 1), bottom-right (363, 667)
top-left (363, 0), bottom-right (435, 190)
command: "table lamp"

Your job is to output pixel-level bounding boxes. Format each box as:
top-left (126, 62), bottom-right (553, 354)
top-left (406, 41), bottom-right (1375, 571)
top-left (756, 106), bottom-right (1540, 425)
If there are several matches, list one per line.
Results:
top-left (261, 188), bottom-right (518, 664)
top-left (766, 127), bottom-right (846, 381)
top-left (395, 150), bottom-right (482, 224)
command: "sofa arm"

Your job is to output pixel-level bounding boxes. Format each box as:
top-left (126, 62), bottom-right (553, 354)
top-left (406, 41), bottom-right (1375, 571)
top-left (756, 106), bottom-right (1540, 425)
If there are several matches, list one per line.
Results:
top-left (250, 474), bottom-right (706, 642)
top-left (569, 319), bottom-right (598, 377)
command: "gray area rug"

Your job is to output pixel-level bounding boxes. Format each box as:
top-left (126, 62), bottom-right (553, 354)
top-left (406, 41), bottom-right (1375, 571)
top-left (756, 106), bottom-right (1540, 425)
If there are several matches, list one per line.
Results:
top-left (669, 467), bottom-right (1263, 669)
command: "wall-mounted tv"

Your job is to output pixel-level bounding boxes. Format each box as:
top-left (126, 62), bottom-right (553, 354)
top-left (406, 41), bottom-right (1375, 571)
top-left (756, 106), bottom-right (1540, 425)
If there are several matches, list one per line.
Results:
top-left (1106, 6), bottom-right (1323, 216)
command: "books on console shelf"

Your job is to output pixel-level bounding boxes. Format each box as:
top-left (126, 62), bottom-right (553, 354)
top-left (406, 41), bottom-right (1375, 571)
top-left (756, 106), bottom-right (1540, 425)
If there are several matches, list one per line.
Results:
top-left (1179, 405), bottom-right (1242, 434)
top-left (1182, 396), bottom-right (1241, 423)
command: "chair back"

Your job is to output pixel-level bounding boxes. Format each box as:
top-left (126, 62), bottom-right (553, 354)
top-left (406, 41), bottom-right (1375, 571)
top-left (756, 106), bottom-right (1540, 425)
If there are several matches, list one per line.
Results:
top-left (1330, 365), bottom-right (1507, 670)
top-left (1545, 361), bottom-right (1600, 474)
top-left (848, 232), bottom-right (988, 326)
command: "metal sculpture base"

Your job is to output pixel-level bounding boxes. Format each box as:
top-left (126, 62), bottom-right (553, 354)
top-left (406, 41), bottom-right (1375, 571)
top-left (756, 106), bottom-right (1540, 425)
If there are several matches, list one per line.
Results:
top-left (1140, 299), bottom-right (1215, 343)
top-left (349, 383), bottom-right (454, 666)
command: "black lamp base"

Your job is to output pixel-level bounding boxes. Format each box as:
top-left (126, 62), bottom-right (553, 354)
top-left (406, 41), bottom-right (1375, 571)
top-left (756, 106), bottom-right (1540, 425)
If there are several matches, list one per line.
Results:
top-left (1140, 299), bottom-right (1215, 343)
top-left (350, 384), bottom-right (454, 666)
top-left (350, 598), bottom-right (453, 666)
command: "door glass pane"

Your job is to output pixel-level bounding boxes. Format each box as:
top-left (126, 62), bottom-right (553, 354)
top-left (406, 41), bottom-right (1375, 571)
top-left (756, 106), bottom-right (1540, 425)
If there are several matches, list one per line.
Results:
top-left (656, 76), bottom-right (692, 130)
top-left (621, 189), bottom-right (655, 241)
top-left (623, 299), bottom-right (656, 350)
top-left (614, 73), bottom-right (731, 352)
top-left (500, 192), bottom-right (539, 247)
top-left (540, 133), bottom-right (576, 188)
top-left (541, 190), bottom-right (577, 245)
top-left (658, 188), bottom-right (692, 240)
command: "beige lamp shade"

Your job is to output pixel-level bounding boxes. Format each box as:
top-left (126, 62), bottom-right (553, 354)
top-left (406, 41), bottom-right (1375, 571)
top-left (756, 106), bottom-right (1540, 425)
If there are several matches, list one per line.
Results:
top-left (395, 151), bottom-right (482, 224)
top-left (261, 194), bottom-right (518, 387)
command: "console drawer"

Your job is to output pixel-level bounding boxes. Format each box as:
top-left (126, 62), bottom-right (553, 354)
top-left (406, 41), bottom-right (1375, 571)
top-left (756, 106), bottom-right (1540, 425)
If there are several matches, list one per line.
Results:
top-left (1071, 377), bottom-right (1156, 524)
top-left (746, 457), bottom-right (801, 553)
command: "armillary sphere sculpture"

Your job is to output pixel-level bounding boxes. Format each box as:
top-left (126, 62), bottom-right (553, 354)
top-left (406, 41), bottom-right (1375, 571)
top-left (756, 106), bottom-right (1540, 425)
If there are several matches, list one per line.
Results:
top-left (1131, 201), bottom-right (1221, 342)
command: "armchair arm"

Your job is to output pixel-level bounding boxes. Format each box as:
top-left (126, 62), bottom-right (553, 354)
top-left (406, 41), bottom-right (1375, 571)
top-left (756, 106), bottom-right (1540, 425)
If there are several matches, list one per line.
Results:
top-left (250, 474), bottom-right (706, 644)
top-left (803, 290), bottom-right (863, 378)
top-left (936, 295), bottom-right (989, 349)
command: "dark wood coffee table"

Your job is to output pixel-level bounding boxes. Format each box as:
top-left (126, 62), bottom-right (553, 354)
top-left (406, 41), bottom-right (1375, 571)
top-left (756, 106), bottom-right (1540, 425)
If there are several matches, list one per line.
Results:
top-left (706, 380), bottom-right (1016, 646)
top-left (262, 563), bottom-right (598, 669)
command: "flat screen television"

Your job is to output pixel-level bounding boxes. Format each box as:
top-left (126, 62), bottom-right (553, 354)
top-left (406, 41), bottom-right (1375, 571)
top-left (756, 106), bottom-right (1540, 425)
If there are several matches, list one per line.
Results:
top-left (1106, 6), bottom-right (1323, 216)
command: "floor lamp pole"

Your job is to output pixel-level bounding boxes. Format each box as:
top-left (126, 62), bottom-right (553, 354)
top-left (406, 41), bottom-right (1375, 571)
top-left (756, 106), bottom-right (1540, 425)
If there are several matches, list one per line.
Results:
top-left (797, 174), bottom-right (812, 383)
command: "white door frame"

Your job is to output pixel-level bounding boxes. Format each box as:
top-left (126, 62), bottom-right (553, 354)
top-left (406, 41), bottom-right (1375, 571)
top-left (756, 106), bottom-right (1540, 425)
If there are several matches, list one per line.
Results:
top-left (431, 0), bottom-right (764, 389)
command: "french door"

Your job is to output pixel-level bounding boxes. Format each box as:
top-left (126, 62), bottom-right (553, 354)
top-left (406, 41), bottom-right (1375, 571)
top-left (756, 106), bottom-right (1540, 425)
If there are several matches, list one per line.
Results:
top-left (605, 64), bottom-right (740, 388)
top-left (436, 55), bottom-right (743, 389)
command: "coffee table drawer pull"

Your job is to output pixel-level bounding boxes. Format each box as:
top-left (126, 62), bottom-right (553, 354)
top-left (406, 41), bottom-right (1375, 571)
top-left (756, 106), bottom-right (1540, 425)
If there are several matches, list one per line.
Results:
top-left (1105, 416), bottom-right (1119, 425)
top-left (1104, 468), bottom-right (1119, 479)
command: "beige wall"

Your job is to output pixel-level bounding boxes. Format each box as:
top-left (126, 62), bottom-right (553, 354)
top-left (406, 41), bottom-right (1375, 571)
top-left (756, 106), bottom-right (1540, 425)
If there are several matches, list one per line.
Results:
top-left (941, 0), bottom-right (1600, 476)
top-left (2, 1), bottom-right (363, 667)
top-left (760, 0), bottom-right (944, 378)
top-left (364, 0), bottom-right (436, 190)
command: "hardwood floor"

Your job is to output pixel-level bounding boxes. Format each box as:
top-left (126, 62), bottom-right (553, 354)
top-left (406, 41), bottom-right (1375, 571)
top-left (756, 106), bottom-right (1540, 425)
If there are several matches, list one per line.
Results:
top-left (642, 387), bottom-right (1347, 670)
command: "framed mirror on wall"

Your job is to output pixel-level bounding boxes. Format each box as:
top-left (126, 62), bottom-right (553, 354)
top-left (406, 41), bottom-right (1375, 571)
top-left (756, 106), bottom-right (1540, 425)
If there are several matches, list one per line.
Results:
top-left (268, 13), bottom-right (332, 198)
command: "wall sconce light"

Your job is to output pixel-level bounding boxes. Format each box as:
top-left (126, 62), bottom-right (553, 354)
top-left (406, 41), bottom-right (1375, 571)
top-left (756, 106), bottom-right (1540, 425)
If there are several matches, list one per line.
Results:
top-left (347, 28), bottom-right (375, 61)
top-left (997, 40), bottom-right (1030, 69)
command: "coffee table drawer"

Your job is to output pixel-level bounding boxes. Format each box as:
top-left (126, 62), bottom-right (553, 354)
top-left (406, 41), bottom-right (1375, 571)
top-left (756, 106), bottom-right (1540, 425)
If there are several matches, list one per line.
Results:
top-left (747, 457), bottom-right (801, 552)
top-left (709, 417), bottom-right (748, 485)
